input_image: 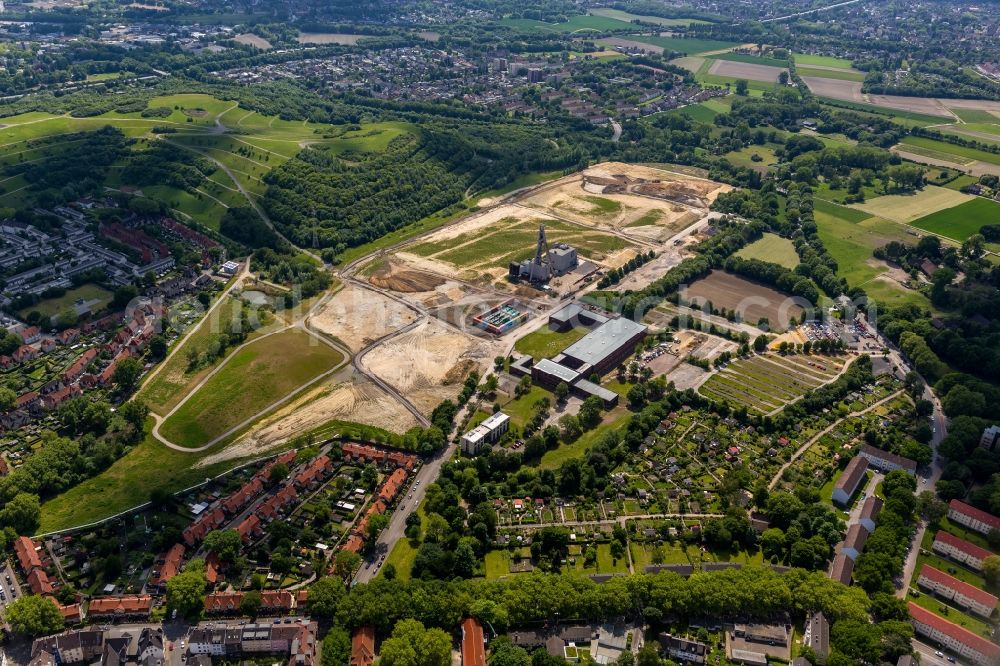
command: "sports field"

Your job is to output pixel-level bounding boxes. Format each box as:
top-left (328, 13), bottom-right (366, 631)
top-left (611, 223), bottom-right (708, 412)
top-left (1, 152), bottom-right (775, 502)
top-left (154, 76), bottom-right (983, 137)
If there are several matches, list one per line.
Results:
top-left (735, 233), bottom-right (799, 268)
top-left (699, 353), bottom-right (846, 413)
top-left (158, 328), bottom-right (344, 447)
top-left (849, 186), bottom-right (974, 224)
top-left (910, 198), bottom-right (1000, 241)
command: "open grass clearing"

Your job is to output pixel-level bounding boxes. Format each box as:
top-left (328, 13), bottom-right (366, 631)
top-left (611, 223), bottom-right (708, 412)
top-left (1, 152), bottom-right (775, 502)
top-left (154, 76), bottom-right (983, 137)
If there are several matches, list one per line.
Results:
top-left (38, 421), bottom-right (264, 533)
top-left (735, 233), bottom-right (799, 268)
top-left (813, 199), bottom-right (928, 306)
top-left (796, 68), bottom-right (865, 82)
top-left (951, 109), bottom-right (1000, 123)
top-left (849, 185), bottom-right (974, 224)
top-left (723, 144), bottom-right (781, 170)
top-left (792, 53), bottom-right (855, 68)
top-left (159, 328), bottom-right (343, 448)
top-left (539, 409), bottom-right (628, 470)
top-left (18, 283), bottom-right (112, 319)
top-left (514, 326), bottom-right (589, 362)
top-left (910, 198), bottom-right (1000, 241)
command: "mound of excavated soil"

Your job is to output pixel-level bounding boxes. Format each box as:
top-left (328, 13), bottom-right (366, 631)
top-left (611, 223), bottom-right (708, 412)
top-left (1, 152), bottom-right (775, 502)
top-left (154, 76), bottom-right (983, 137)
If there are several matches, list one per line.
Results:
top-left (370, 260), bottom-right (447, 292)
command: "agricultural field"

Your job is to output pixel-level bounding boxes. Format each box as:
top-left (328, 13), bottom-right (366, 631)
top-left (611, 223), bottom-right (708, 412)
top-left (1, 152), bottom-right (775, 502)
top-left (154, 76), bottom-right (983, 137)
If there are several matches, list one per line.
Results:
top-left (734, 233), bottom-right (799, 269)
top-left (792, 53), bottom-right (856, 69)
top-left (499, 14), bottom-right (636, 32)
top-left (699, 353), bottom-right (847, 413)
top-left (158, 328), bottom-right (344, 447)
top-left (17, 283), bottom-right (112, 319)
top-left (898, 135), bottom-right (1000, 167)
top-left (707, 59), bottom-right (787, 83)
top-left (910, 198), bottom-right (1000, 241)
top-left (849, 185), bottom-right (974, 224)
top-left (795, 67), bottom-right (865, 82)
top-left (620, 35), bottom-right (740, 56)
top-left (296, 32), bottom-right (368, 44)
top-left (680, 270), bottom-right (805, 330)
top-left (708, 52), bottom-right (789, 68)
top-left (588, 8), bottom-right (708, 26)
top-left (812, 200), bottom-right (927, 307)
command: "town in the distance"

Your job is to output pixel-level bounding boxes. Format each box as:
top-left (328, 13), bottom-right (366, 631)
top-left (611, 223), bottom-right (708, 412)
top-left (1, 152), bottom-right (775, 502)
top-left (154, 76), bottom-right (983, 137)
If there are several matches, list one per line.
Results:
top-left (0, 1), bottom-right (998, 666)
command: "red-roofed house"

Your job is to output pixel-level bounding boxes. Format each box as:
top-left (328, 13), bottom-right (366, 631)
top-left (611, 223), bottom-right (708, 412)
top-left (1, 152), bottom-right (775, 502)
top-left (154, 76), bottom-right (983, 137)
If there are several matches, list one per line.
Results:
top-left (258, 484), bottom-right (298, 522)
top-left (41, 384), bottom-right (82, 411)
top-left (58, 603), bottom-right (83, 624)
top-left (260, 590), bottom-right (293, 612)
top-left (378, 468), bottom-right (408, 505)
top-left (27, 568), bottom-right (54, 595)
top-left (204, 591), bottom-right (243, 614)
top-left (236, 514), bottom-right (262, 542)
top-left (87, 595), bottom-right (152, 619)
top-left (829, 553), bottom-right (854, 586)
top-left (63, 348), bottom-right (98, 383)
top-left (15, 391), bottom-right (39, 411)
top-left (908, 602), bottom-right (1000, 666)
top-left (917, 564), bottom-right (998, 618)
top-left (948, 500), bottom-right (1000, 536)
top-left (461, 618), bottom-right (486, 666)
top-left (183, 507), bottom-right (226, 546)
top-left (222, 478), bottom-right (264, 514)
top-left (151, 543), bottom-right (185, 589)
top-left (932, 531), bottom-right (994, 572)
top-left (294, 455), bottom-right (333, 488)
top-left (57, 328), bottom-right (80, 345)
top-left (350, 626), bottom-right (375, 666)
top-left (15, 536), bottom-right (43, 573)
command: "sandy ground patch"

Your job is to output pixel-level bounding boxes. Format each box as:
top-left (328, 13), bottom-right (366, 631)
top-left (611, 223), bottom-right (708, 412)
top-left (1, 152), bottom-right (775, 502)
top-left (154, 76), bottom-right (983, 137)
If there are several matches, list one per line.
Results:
top-left (708, 59), bottom-right (787, 83)
top-left (234, 33), bottom-right (272, 49)
top-left (849, 185), bottom-right (973, 224)
top-left (310, 284), bottom-right (419, 352)
top-left (296, 32), bottom-right (366, 45)
top-left (521, 161), bottom-right (731, 238)
top-left (364, 319), bottom-right (502, 415)
top-left (369, 259), bottom-right (447, 293)
top-left (195, 377), bottom-right (419, 467)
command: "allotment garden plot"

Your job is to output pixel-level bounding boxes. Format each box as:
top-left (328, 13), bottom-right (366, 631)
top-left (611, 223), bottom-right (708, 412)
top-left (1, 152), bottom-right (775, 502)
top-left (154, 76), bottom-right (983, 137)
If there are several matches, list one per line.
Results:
top-left (699, 353), bottom-right (847, 413)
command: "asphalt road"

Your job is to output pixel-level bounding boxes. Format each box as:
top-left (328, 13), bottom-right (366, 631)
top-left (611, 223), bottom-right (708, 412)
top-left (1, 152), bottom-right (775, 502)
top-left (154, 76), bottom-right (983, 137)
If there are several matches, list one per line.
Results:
top-left (0, 561), bottom-right (22, 608)
top-left (352, 439), bottom-right (457, 584)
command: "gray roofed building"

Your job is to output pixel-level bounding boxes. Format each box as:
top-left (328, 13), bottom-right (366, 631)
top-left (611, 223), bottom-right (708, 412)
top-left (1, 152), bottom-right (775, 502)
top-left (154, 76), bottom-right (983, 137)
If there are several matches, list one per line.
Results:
top-left (560, 317), bottom-right (647, 375)
top-left (659, 634), bottom-right (707, 665)
top-left (532, 358), bottom-right (580, 386)
top-left (805, 611), bottom-right (829, 661)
